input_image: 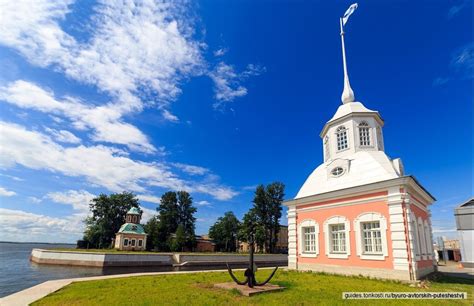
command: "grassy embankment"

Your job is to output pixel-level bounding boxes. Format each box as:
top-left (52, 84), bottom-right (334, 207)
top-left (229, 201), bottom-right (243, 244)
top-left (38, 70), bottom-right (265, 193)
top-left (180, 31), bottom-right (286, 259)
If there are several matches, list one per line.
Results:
top-left (34, 269), bottom-right (473, 305)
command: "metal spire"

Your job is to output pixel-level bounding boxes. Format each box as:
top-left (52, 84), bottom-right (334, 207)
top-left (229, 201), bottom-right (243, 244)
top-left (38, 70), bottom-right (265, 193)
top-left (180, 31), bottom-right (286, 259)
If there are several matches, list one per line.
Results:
top-left (339, 4), bottom-right (358, 104)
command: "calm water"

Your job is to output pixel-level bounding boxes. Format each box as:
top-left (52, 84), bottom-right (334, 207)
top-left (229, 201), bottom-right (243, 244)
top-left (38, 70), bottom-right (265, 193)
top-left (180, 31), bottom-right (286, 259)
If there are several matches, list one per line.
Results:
top-left (0, 242), bottom-right (185, 298)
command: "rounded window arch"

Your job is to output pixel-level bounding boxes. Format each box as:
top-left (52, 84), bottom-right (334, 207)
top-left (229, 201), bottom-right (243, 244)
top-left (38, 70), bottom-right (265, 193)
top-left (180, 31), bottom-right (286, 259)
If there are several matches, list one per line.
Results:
top-left (353, 212), bottom-right (389, 259)
top-left (358, 121), bottom-right (371, 146)
top-left (336, 126), bottom-right (348, 151)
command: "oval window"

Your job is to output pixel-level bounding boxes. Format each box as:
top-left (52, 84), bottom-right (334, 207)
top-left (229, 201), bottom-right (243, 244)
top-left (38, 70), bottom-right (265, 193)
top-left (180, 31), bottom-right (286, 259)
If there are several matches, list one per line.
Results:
top-left (331, 167), bottom-right (344, 177)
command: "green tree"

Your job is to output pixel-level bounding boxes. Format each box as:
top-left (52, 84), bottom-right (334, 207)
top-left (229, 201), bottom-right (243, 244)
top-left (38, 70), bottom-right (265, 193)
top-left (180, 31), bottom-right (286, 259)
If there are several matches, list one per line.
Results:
top-left (156, 191), bottom-right (197, 250)
top-left (238, 209), bottom-right (266, 252)
top-left (176, 191), bottom-right (197, 248)
top-left (209, 211), bottom-right (241, 252)
top-left (144, 216), bottom-right (161, 251)
top-left (170, 224), bottom-right (187, 252)
top-left (247, 182), bottom-right (285, 253)
top-left (83, 192), bottom-right (141, 248)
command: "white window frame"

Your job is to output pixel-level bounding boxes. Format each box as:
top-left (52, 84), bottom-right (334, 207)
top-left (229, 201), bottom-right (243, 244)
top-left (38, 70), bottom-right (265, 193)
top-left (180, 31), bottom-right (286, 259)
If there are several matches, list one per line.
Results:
top-left (418, 216), bottom-right (427, 259)
top-left (323, 216), bottom-right (351, 259)
top-left (123, 238), bottom-right (129, 247)
top-left (354, 212), bottom-right (388, 260)
top-left (298, 219), bottom-right (319, 258)
top-left (131, 239), bottom-right (136, 247)
top-left (410, 213), bottom-right (421, 261)
top-left (358, 121), bottom-right (372, 147)
top-left (336, 126), bottom-right (349, 151)
top-left (138, 239), bottom-right (143, 247)
top-left (424, 219), bottom-right (433, 260)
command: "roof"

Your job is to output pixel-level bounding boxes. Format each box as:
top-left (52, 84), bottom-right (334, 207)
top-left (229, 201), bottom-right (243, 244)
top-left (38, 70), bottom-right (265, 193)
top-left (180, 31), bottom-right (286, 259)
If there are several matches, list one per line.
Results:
top-left (295, 150), bottom-right (400, 199)
top-left (458, 198), bottom-right (474, 208)
top-left (127, 207), bottom-right (141, 215)
top-left (117, 223), bottom-right (146, 235)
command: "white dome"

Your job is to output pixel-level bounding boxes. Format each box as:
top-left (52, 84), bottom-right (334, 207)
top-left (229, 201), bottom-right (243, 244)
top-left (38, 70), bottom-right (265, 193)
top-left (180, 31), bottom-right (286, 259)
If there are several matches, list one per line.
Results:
top-left (328, 101), bottom-right (379, 123)
top-left (295, 151), bottom-right (400, 199)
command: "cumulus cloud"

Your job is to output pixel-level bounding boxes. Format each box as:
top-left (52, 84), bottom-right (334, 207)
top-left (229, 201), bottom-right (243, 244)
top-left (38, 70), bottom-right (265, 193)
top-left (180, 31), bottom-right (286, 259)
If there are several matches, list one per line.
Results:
top-left (0, 208), bottom-right (84, 243)
top-left (0, 80), bottom-right (156, 153)
top-left (46, 189), bottom-right (95, 213)
top-left (0, 187), bottom-right (16, 197)
top-left (138, 194), bottom-right (162, 204)
top-left (0, 121), bottom-right (237, 200)
top-left (0, 0), bottom-right (203, 121)
top-left (196, 200), bottom-right (211, 206)
top-left (209, 62), bottom-right (265, 109)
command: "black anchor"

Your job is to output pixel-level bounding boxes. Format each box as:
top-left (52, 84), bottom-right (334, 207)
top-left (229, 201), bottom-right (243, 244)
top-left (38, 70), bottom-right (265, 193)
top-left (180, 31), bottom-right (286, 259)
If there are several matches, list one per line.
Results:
top-left (227, 233), bottom-right (278, 288)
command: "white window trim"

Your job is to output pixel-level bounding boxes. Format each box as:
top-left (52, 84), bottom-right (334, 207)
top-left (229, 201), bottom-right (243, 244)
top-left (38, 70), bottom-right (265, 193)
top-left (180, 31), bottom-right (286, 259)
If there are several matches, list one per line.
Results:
top-left (357, 122), bottom-right (374, 148)
top-left (418, 216), bottom-right (427, 259)
top-left (298, 219), bottom-right (319, 258)
top-left (335, 126), bottom-right (350, 152)
top-left (410, 212), bottom-right (421, 261)
top-left (323, 216), bottom-right (351, 259)
top-left (424, 220), bottom-right (433, 260)
top-left (354, 212), bottom-right (388, 261)
top-left (124, 238), bottom-right (129, 247)
top-left (131, 238), bottom-right (136, 247)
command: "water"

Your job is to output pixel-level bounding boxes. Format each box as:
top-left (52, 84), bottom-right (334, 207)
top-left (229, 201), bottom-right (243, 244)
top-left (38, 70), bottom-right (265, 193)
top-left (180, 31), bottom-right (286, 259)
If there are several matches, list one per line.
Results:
top-left (0, 242), bottom-right (255, 298)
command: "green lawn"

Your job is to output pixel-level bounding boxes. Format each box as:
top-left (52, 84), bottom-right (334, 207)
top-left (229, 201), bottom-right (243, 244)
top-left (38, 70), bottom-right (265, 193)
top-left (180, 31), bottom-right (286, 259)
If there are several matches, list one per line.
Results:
top-left (34, 270), bottom-right (472, 305)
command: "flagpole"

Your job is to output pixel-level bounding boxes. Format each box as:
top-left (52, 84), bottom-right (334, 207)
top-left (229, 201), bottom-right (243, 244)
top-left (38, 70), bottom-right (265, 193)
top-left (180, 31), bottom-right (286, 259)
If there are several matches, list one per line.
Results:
top-left (340, 17), bottom-right (355, 104)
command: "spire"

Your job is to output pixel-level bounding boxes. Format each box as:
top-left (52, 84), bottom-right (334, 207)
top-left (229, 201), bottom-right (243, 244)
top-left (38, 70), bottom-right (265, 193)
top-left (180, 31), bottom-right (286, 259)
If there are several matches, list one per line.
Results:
top-left (339, 4), bottom-right (358, 104)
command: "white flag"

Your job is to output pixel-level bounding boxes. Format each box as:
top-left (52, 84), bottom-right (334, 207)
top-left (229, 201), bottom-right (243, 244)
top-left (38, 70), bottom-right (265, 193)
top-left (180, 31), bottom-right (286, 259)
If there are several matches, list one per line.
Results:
top-left (342, 3), bottom-right (358, 26)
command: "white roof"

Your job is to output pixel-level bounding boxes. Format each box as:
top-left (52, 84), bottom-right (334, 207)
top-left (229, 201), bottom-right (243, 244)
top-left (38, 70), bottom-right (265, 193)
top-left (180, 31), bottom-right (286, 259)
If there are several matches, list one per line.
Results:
top-left (295, 151), bottom-right (400, 199)
top-left (328, 102), bottom-right (379, 123)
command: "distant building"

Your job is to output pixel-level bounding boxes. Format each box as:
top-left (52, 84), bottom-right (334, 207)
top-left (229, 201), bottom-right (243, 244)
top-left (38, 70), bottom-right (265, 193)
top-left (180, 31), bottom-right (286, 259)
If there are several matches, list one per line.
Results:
top-left (194, 235), bottom-right (216, 252)
top-left (239, 225), bottom-right (289, 253)
top-left (455, 198), bottom-right (473, 267)
top-left (114, 207), bottom-right (147, 251)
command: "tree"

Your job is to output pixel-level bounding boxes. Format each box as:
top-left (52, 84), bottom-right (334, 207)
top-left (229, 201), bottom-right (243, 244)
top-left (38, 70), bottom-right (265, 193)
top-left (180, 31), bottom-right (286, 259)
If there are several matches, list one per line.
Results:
top-left (156, 191), bottom-right (197, 251)
top-left (144, 216), bottom-right (161, 251)
top-left (209, 211), bottom-right (241, 252)
top-left (170, 224), bottom-right (186, 252)
top-left (247, 182), bottom-right (285, 253)
top-left (83, 192), bottom-right (141, 248)
top-left (238, 209), bottom-right (266, 252)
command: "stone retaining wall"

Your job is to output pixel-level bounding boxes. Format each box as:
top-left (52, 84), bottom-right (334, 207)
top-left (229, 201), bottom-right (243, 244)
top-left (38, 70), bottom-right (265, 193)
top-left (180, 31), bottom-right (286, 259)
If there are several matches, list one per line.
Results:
top-left (30, 249), bottom-right (288, 267)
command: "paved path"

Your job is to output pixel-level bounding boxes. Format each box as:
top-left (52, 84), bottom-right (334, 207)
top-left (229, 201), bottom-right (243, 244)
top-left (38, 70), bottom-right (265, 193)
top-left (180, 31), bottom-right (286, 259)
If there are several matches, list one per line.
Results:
top-left (0, 268), bottom-right (253, 306)
top-left (437, 263), bottom-right (474, 280)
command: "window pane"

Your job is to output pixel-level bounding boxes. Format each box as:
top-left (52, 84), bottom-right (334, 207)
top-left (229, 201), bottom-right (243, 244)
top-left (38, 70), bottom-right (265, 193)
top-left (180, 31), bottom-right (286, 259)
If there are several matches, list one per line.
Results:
top-left (362, 221), bottom-right (382, 254)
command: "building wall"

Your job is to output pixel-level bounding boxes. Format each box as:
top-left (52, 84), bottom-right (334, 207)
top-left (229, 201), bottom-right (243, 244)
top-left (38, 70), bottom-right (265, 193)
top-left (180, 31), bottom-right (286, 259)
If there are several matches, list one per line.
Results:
top-left (115, 233), bottom-right (147, 251)
top-left (296, 198), bottom-right (394, 269)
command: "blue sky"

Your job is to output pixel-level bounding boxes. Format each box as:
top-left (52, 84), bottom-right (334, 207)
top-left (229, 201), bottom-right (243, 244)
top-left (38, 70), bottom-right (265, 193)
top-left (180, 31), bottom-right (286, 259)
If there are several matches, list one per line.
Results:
top-left (0, 1), bottom-right (472, 243)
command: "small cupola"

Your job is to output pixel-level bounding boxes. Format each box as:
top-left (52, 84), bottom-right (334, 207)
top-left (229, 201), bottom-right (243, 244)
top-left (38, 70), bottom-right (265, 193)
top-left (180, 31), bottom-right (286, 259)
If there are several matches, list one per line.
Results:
top-left (126, 207), bottom-right (141, 224)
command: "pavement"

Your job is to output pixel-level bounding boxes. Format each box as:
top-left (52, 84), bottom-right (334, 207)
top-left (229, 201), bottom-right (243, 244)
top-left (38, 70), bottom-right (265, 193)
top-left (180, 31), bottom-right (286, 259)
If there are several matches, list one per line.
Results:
top-left (437, 262), bottom-right (474, 280)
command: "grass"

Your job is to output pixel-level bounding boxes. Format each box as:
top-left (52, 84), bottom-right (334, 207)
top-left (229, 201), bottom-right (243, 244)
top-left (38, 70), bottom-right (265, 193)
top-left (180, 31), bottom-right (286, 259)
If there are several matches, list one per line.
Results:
top-left (33, 270), bottom-right (473, 305)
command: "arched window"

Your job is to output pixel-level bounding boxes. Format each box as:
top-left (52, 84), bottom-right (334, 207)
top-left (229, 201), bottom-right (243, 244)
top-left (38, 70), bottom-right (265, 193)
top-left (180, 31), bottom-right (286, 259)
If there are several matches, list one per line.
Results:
top-left (324, 136), bottom-right (330, 161)
top-left (323, 216), bottom-right (351, 259)
top-left (354, 212), bottom-right (389, 260)
top-left (336, 126), bottom-right (348, 151)
top-left (358, 121), bottom-right (371, 146)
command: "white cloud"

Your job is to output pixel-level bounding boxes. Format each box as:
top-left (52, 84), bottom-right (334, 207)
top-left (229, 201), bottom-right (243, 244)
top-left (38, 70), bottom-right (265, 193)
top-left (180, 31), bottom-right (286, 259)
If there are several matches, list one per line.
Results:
top-left (0, 208), bottom-right (84, 243)
top-left (141, 207), bottom-right (157, 223)
top-left (46, 189), bottom-right (95, 213)
top-left (138, 194), bottom-right (161, 204)
top-left (0, 0), bottom-right (203, 122)
top-left (213, 48), bottom-right (228, 57)
top-left (452, 42), bottom-right (474, 79)
top-left (196, 200), bottom-right (211, 206)
top-left (172, 162), bottom-right (209, 176)
top-left (0, 121), bottom-right (237, 200)
top-left (45, 128), bottom-right (81, 144)
top-left (209, 62), bottom-right (265, 109)
top-left (0, 173), bottom-right (24, 181)
top-left (0, 80), bottom-right (156, 153)
top-left (0, 187), bottom-right (16, 197)
top-left (28, 196), bottom-right (42, 204)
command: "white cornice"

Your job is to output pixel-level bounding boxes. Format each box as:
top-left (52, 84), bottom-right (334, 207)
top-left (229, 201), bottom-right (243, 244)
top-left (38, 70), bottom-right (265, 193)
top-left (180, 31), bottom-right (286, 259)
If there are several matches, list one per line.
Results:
top-left (283, 176), bottom-right (435, 208)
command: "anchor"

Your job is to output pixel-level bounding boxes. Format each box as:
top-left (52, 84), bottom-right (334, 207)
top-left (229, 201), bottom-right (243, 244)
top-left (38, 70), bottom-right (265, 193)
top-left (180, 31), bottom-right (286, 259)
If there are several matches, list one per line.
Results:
top-left (227, 233), bottom-right (278, 288)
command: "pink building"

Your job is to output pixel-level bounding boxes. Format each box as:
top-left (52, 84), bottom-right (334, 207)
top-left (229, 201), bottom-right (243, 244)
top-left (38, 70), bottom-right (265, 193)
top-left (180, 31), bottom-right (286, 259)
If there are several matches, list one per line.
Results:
top-left (283, 93), bottom-right (436, 281)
